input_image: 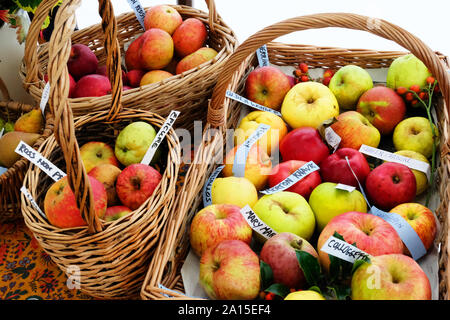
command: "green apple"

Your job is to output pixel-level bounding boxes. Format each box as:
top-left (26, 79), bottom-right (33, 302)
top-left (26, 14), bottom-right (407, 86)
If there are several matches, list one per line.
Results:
top-left (308, 182), bottom-right (367, 231)
top-left (4, 121), bottom-right (14, 133)
top-left (386, 54), bottom-right (432, 90)
top-left (329, 65), bottom-right (373, 110)
top-left (393, 117), bottom-right (439, 158)
top-left (252, 191), bottom-right (316, 241)
top-left (115, 121), bottom-right (157, 166)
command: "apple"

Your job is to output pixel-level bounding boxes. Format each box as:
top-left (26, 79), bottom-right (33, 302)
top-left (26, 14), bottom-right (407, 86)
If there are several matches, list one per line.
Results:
top-left (260, 232), bottom-right (319, 289)
top-left (144, 5), bottom-right (182, 35)
top-left (267, 160), bottom-right (322, 200)
top-left (308, 182), bottom-right (367, 231)
top-left (317, 211), bottom-right (404, 272)
top-left (351, 254), bottom-right (431, 300)
top-left (175, 47), bottom-right (218, 74)
top-left (328, 65), bottom-right (373, 110)
top-left (79, 141), bottom-right (120, 173)
top-left (356, 86), bottom-right (406, 135)
top-left (211, 176), bottom-right (258, 208)
top-left (244, 66), bottom-right (292, 111)
top-left (115, 163), bottom-right (162, 210)
top-left (252, 191), bottom-right (316, 241)
top-left (189, 204), bottom-right (252, 257)
top-left (281, 81), bottom-right (339, 129)
top-left (44, 176), bottom-right (107, 228)
top-left (279, 127), bottom-right (330, 165)
top-left (320, 148), bottom-right (371, 187)
top-left (140, 28), bottom-right (174, 70)
top-left (67, 43), bottom-right (98, 80)
top-left (234, 110), bottom-right (288, 156)
top-left (172, 18), bottom-right (208, 58)
top-left (199, 240), bottom-right (260, 300)
top-left (88, 163), bottom-right (122, 206)
top-left (104, 205), bottom-right (132, 222)
top-left (284, 290), bottom-right (326, 300)
top-left (125, 35), bottom-right (144, 71)
top-left (126, 69), bottom-right (146, 88)
top-left (393, 116), bottom-right (439, 158)
top-left (114, 121), bottom-right (157, 166)
top-left (386, 54), bottom-right (433, 91)
top-left (96, 65), bottom-right (127, 85)
top-left (222, 144), bottom-right (272, 190)
top-left (72, 74), bottom-right (111, 98)
top-left (390, 202), bottom-right (437, 254)
top-left (365, 162), bottom-right (416, 211)
top-left (330, 111), bottom-right (381, 150)
top-left (140, 70), bottom-right (173, 86)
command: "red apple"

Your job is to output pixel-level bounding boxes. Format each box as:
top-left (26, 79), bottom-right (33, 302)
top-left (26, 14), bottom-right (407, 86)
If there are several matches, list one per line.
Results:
top-left (140, 28), bottom-right (174, 70)
top-left (365, 162), bottom-right (416, 211)
top-left (45, 73), bottom-right (76, 98)
top-left (268, 160), bottom-right (322, 200)
top-left (44, 176), bottom-right (107, 228)
top-left (96, 65), bottom-right (127, 85)
top-left (317, 211), bottom-right (404, 272)
top-left (125, 35), bottom-right (144, 71)
top-left (67, 43), bottom-right (98, 80)
top-left (88, 163), bottom-right (122, 206)
top-left (189, 204), bottom-right (252, 257)
top-left (104, 205), bottom-right (132, 222)
top-left (320, 148), bottom-right (371, 187)
top-left (279, 127), bottom-right (330, 165)
top-left (72, 74), bottom-right (111, 98)
top-left (126, 69), bottom-right (146, 88)
top-left (115, 163), bottom-right (162, 210)
top-left (245, 66), bottom-right (292, 111)
top-left (356, 86), bottom-right (406, 135)
top-left (79, 141), bottom-right (120, 173)
top-left (172, 18), bottom-right (208, 58)
top-left (260, 232), bottom-right (319, 289)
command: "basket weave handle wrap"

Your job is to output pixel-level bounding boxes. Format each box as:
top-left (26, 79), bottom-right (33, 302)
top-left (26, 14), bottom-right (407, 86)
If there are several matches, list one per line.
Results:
top-left (208, 13), bottom-right (450, 128)
top-left (46, 0), bottom-right (123, 233)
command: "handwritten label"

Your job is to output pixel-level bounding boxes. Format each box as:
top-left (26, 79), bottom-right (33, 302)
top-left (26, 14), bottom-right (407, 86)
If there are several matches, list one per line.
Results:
top-left (240, 205), bottom-right (277, 239)
top-left (15, 141), bottom-right (66, 182)
top-left (20, 186), bottom-right (47, 219)
top-left (202, 165), bottom-right (225, 207)
top-left (232, 123), bottom-right (270, 177)
top-left (256, 45), bottom-right (270, 67)
top-left (40, 82), bottom-right (50, 114)
top-left (335, 183), bottom-right (356, 192)
top-left (225, 90), bottom-right (282, 117)
top-left (320, 235), bottom-right (371, 264)
top-left (370, 206), bottom-right (427, 260)
top-left (141, 110), bottom-right (180, 165)
top-left (260, 161), bottom-right (319, 195)
top-left (127, 0), bottom-right (146, 29)
top-left (324, 127), bottom-right (341, 152)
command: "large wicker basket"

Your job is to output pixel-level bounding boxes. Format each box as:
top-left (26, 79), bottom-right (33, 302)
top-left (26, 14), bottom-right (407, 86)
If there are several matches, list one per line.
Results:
top-left (19, 0), bottom-right (238, 131)
top-left (140, 13), bottom-right (450, 300)
top-left (20, 0), bottom-right (181, 299)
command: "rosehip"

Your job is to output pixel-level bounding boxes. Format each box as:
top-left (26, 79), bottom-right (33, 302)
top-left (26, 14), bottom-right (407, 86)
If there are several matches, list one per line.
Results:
top-left (323, 69), bottom-right (334, 78)
top-left (426, 76), bottom-right (435, 85)
top-left (405, 92), bottom-right (414, 101)
top-left (294, 69), bottom-right (303, 77)
top-left (298, 62), bottom-right (308, 73)
top-left (265, 292), bottom-right (275, 300)
top-left (396, 87), bottom-right (407, 95)
top-left (300, 75), bottom-right (309, 82)
top-left (411, 99), bottom-right (419, 106)
top-left (434, 84), bottom-right (440, 92)
top-left (322, 76), bottom-right (331, 86)
top-left (410, 84), bottom-right (421, 93)
top-left (419, 91), bottom-right (427, 100)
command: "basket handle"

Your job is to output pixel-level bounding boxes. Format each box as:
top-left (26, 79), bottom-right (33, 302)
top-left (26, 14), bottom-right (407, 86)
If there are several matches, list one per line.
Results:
top-left (46, 0), bottom-right (123, 233)
top-left (208, 13), bottom-right (450, 128)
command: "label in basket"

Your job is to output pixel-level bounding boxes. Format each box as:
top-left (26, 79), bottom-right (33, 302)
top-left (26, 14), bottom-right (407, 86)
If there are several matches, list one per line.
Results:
top-left (0, 166), bottom-right (7, 176)
top-left (232, 123), bottom-right (270, 177)
top-left (256, 44), bottom-right (270, 67)
top-left (15, 141), bottom-right (66, 182)
top-left (324, 126), bottom-right (341, 152)
top-left (0, 127), bottom-right (4, 138)
top-left (40, 82), bottom-right (50, 114)
top-left (141, 110), bottom-right (180, 165)
top-left (240, 205), bottom-right (277, 239)
top-left (335, 183), bottom-right (356, 192)
top-left (127, 0), bottom-right (146, 29)
top-left (260, 161), bottom-right (319, 195)
top-left (202, 165), bottom-right (225, 207)
top-left (359, 144), bottom-right (431, 180)
top-left (20, 186), bottom-right (47, 219)
top-left (225, 90), bottom-right (282, 117)
top-left (320, 235), bottom-right (371, 264)
top-left (370, 206), bottom-right (427, 261)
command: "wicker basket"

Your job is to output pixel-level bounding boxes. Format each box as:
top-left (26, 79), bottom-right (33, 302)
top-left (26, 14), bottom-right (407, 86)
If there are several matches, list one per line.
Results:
top-left (0, 76), bottom-right (53, 222)
top-left (20, 0), bottom-right (181, 299)
top-left (140, 13), bottom-right (450, 300)
top-left (19, 0), bottom-right (238, 132)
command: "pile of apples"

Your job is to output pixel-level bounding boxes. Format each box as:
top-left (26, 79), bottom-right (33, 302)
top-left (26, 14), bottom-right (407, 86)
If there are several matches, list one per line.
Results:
top-left (43, 121), bottom-right (162, 228)
top-left (54, 5), bottom-right (217, 98)
top-left (189, 54), bottom-right (439, 300)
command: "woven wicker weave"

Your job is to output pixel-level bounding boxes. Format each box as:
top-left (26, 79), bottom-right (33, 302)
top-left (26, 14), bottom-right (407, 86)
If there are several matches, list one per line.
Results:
top-left (20, 0), bottom-right (181, 299)
top-left (140, 13), bottom-right (450, 300)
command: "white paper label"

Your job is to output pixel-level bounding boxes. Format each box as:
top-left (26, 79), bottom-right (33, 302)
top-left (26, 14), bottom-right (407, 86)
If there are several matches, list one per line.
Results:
top-left (127, 0), bottom-right (146, 29)
top-left (335, 183), bottom-right (356, 192)
top-left (15, 141), bottom-right (66, 182)
top-left (370, 206), bottom-right (427, 260)
top-left (225, 90), bottom-right (282, 117)
top-left (260, 161), bottom-right (319, 195)
top-left (202, 165), bottom-right (225, 207)
top-left (240, 205), bottom-right (277, 239)
top-left (20, 186), bottom-right (47, 219)
top-left (232, 123), bottom-right (270, 177)
top-left (256, 45), bottom-right (270, 67)
top-left (40, 82), bottom-right (50, 115)
top-left (0, 166), bottom-right (7, 176)
top-left (324, 126), bottom-right (341, 152)
top-left (141, 110), bottom-right (180, 165)
top-left (320, 235), bottom-right (371, 264)
top-left (0, 127), bottom-right (4, 138)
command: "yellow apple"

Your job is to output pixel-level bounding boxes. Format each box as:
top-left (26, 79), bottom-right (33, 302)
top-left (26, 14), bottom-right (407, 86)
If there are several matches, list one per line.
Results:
top-left (284, 290), bottom-right (326, 300)
top-left (281, 81), bottom-right (339, 129)
top-left (211, 176), bottom-right (258, 208)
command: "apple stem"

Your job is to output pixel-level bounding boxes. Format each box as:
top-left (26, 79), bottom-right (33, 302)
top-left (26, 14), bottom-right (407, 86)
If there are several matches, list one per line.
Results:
top-left (290, 239), bottom-right (303, 250)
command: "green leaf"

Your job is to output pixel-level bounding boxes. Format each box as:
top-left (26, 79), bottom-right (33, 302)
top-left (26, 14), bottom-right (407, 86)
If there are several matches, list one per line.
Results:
top-left (265, 283), bottom-right (291, 299)
top-left (259, 260), bottom-right (273, 290)
top-left (296, 250), bottom-right (322, 287)
top-left (308, 285), bottom-right (323, 294)
top-left (351, 257), bottom-right (370, 275)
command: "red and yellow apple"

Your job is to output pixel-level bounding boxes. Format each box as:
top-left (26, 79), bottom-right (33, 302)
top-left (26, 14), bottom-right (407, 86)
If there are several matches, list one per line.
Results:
top-left (175, 47), bottom-right (218, 74)
top-left (140, 70), bottom-right (173, 86)
top-left (144, 5), bottom-right (182, 35)
top-left (80, 141), bottom-right (119, 173)
top-left (211, 176), bottom-right (258, 208)
top-left (104, 205), bottom-right (132, 222)
top-left (140, 28), bottom-right (174, 70)
top-left (88, 163), bottom-right (122, 206)
top-left (125, 35), bottom-right (144, 71)
top-left (172, 17), bottom-right (208, 58)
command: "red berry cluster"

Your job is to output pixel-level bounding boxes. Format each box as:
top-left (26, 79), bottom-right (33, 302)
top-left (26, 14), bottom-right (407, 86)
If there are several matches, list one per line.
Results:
top-left (395, 76), bottom-right (438, 107)
top-left (292, 62), bottom-right (336, 87)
